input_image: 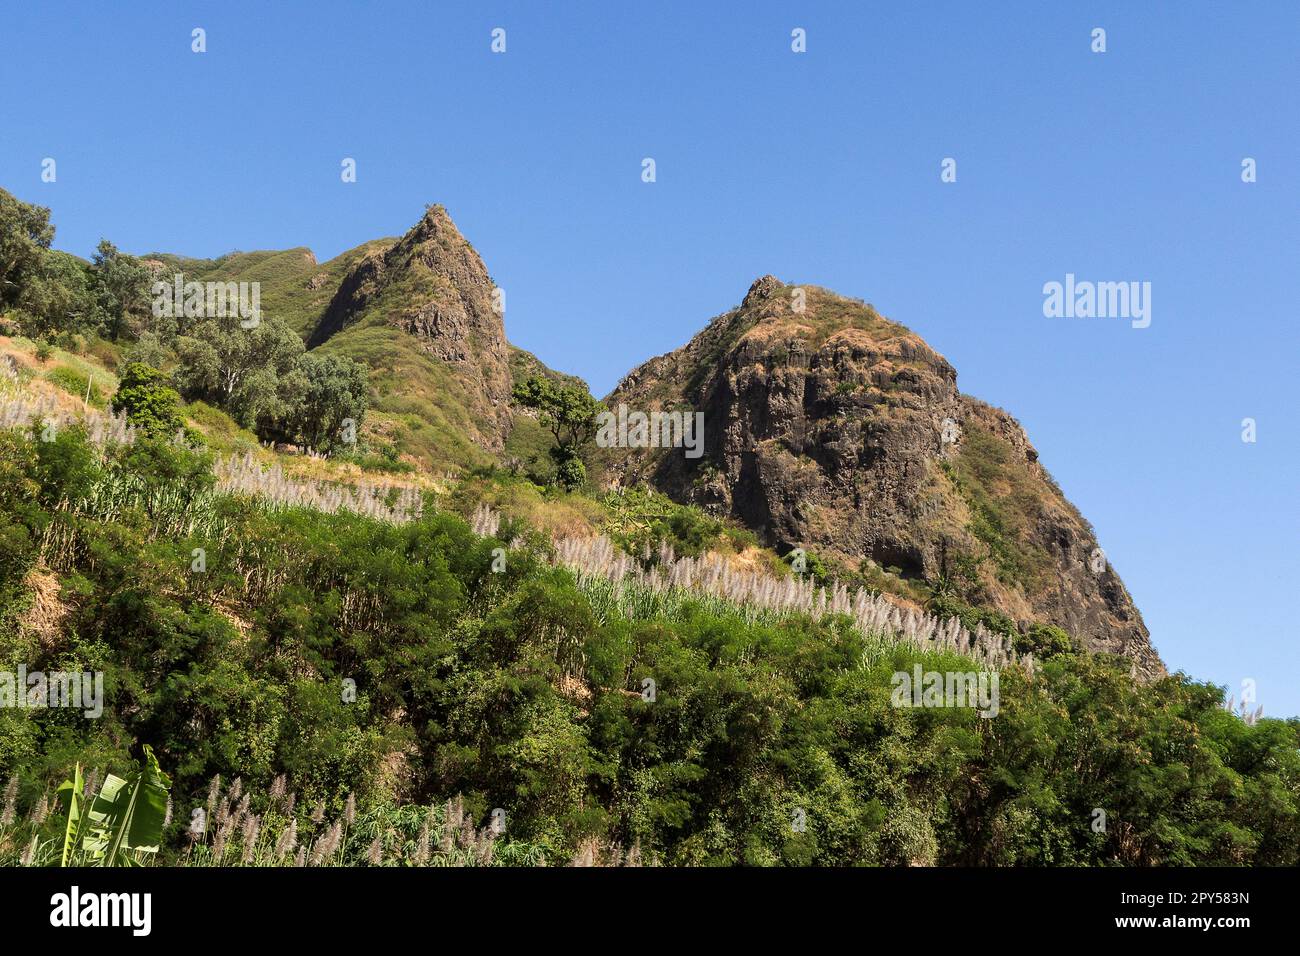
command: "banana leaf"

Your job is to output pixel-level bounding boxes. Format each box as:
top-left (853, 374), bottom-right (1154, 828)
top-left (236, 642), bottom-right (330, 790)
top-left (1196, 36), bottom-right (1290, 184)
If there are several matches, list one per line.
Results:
top-left (81, 746), bottom-right (172, 866)
top-left (55, 763), bottom-right (84, 867)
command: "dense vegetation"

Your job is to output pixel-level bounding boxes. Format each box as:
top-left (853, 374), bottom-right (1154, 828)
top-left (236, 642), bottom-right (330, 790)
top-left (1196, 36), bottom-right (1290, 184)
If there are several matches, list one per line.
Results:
top-left (3, 186), bottom-right (1297, 868)
top-left (0, 424), bottom-right (1296, 867)
top-left (0, 188), bottom-right (369, 456)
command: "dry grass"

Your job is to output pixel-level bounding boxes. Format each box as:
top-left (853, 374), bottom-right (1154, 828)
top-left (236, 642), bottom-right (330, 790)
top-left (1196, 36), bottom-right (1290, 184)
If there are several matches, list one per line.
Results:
top-left (18, 567), bottom-right (67, 651)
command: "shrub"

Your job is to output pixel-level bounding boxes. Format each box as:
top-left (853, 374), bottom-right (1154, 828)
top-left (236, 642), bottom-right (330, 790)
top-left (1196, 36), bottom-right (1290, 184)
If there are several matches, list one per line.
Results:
top-left (1017, 622), bottom-right (1074, 659)
top-left (783, 546), bottom-right (829, 583)
top-left (111, 362), bottom-right (185, 437)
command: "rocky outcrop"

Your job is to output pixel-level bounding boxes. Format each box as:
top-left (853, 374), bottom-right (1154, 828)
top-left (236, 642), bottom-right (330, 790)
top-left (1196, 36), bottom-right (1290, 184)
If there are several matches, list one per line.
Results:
top-left (605, 276), bottom-right (1163, 677)
top-left (307, 205), bottom-right (513, 449)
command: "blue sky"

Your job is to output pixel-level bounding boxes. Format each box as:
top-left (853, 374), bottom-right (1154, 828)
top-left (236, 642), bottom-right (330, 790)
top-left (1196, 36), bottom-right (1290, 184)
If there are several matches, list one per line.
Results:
top-left (3, 1), bottom-right (1297, 716)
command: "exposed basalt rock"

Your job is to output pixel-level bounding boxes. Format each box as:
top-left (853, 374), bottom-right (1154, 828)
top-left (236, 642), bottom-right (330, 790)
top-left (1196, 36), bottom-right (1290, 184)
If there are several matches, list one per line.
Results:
top-left (307, 205), bottom-right (513, 449)
top-left (605, 276), bottom-right (1164, 678)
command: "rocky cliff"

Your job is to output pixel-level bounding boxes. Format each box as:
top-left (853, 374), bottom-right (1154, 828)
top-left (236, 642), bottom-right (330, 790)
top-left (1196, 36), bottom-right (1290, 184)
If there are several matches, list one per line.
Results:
top-left (605, 275), bottom-right (1163, 677)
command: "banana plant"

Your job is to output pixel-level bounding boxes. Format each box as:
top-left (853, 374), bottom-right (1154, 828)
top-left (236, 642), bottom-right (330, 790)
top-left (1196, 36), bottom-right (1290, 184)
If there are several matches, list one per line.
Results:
top-left (55, 746), bottom-right (171, 866)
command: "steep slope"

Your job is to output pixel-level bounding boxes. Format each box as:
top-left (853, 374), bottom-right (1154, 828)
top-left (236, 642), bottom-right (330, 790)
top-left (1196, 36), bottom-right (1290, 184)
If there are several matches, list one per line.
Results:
top-left (305, 205), bottom-right (513, 454)
top-left (604, 275), bottom-right (1164, 677)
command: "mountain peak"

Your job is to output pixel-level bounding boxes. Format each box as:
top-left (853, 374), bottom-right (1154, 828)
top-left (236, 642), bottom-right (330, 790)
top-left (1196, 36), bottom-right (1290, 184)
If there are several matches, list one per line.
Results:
top-left (306, 205), bottom-right (513, 450)
top-left (604, 283), bottom-right (1163, 678)
top-left (405, 202), bottom-right (458, 241)
top-left (742, 274), bottom-right (784, 307)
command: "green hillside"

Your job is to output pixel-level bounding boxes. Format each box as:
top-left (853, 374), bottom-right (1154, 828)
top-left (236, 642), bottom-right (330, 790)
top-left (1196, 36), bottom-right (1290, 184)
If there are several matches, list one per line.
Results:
top-left (0, 392), bottom-right (1295, 866)
top-left (145, 241), bottom-right (398, 339)
top-left (3, 186), bottom-right (1296, 869)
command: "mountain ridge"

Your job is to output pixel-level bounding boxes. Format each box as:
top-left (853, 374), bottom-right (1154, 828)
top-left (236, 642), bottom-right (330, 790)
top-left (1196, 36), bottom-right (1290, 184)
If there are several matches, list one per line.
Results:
top-left (1, 188), bottom-right (1162, 674)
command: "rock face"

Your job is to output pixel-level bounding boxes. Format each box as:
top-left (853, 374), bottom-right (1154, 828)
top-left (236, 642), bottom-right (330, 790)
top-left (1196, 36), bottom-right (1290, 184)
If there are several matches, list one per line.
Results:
top-left (605, 276), bottom-right (1163, 678)
top-left (307, 205), bottom-right (513, 449)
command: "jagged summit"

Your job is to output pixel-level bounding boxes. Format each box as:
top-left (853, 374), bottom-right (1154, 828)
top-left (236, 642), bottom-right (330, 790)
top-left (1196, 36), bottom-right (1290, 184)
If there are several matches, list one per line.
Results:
top-left (742, 274), bottom-right (782, 306)
top-left (306, 204), bottom-right (513, 451)
top-left (604, 276), bottom-right (1163, 678)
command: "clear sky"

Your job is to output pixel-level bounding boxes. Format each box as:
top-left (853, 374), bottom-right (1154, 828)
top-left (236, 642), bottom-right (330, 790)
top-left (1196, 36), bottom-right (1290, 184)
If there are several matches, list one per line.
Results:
top-left (3, 2), bottom-right (1296, 716)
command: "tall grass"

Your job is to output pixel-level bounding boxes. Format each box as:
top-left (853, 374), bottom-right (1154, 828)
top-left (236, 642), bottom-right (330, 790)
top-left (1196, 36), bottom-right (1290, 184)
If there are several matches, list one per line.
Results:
top-left (214, 451), bottom-right (423, 525)
top-left (0, 392), bottom-right (136, 446)
top-left (0, 774), bottom-right (551, 868)
top-left (2, 388), bottom-right (422, 528)
top-left (553, 534), bottom-right (1025, 672)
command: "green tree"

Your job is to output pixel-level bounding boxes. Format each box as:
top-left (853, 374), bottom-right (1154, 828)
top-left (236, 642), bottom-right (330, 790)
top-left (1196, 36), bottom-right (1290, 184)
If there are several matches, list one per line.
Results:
top-left (1016, 622), bottom-right (1074, 659)
top-left (0, 189), bottom-right (102, 338)
top-left (20, 250), bottom-right (95, 338)
top-left (90, 240), bottom-right (151, 340)
top-left (174, 313), bottom-right (304, 429)
top-left (273, 353), bottom-right (370, 453)
top-left (510, 375), bottom-right (602, 491)
top-left (112, 362), bottom-right (186, 437)
top-left (123, 331), bottom-right (172, 370)
top-left (0, 188), bottom-right (54, 311)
